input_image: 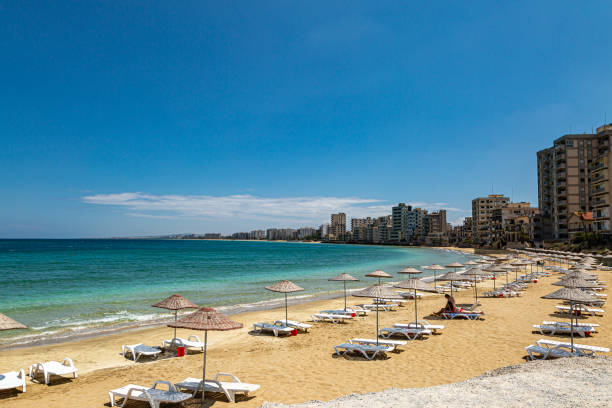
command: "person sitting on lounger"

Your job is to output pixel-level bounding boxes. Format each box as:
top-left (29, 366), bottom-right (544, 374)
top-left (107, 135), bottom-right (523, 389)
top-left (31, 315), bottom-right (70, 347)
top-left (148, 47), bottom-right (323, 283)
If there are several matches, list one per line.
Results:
top-left (434, 294), bottom-right (456, 315)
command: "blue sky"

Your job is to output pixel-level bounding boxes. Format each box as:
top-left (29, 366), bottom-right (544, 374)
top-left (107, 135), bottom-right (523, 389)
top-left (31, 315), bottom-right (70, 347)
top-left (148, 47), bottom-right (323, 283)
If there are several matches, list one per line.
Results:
top-left (2, 1), bottom-right (612, 238)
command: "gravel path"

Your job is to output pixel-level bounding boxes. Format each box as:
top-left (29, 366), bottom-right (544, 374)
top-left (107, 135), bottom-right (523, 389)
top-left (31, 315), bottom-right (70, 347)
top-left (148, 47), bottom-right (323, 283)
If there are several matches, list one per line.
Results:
top-left (260, 357), bottom-right (612, 408)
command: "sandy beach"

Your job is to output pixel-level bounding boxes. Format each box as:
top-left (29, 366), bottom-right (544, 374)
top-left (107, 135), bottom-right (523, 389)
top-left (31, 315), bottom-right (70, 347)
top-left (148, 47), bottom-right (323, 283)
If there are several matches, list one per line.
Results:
top-left (0, 261), bottom-right (609, 407)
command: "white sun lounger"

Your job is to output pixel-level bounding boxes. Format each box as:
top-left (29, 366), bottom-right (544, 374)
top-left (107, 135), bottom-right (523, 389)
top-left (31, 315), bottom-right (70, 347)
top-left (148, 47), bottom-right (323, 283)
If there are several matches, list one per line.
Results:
top-left (555, 305), bottom-right (604, 316)
top-left (274, 320), bottom-right (312, 332)
top-left (441, 312), bottom-right (483, 320)
top-left (349, 338), bottom-right (407, 349)
top-left (542, 321), bottom-right (600, 329)
top-left (528, 339), bottom-right (610, 359)
top-left (394, 320), bottom-right (444, 334)
top-left (311, 313), bottom-right (352, 323)
top-left (109, 381), bottom-right (192, 408)
top-left (29, 358), bottom-right (78, 384)
top-left (533, 323), bottom-right (596, 337)
top-left (0, 370), bottom-right (26, 392)
top-left (162, 335), bottom-right (205, 351)
top-left (334, 343), bottom-right (393, 360)
top-left (174, 373), bottom-right (260, 403)
top-left (122, 344), bottom-right (162, 362)
top-left (397, 291), bottom-right (423, 299)
top-left (378, 327), bottom-right (431, 340)
top-left (361, 304), bottom-right (398, 311)
top-left (252, 322), bottom-right (294, 337)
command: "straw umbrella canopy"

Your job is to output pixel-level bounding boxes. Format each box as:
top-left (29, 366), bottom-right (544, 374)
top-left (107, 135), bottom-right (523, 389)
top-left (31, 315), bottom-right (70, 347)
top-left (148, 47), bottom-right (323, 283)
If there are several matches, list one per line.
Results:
top-left (542, 288), bottom-right (598, 350)
top-left (394, 278), bottom-right (433, 325)
top-left (265, 280), bottom-right (304, 325)
top-left (366, 270), bottom-right (392, 285)
top-left (552, 277), bottom-right (599, 289)
top-left (169, 308), bottom-right (242, 407)
top-left (462, 268), bottom-right (488, 303)
top-left (435, 271), bottom-right (469, 296)
top-left (424, 264), bottom-right (446, 290)
top-left (445, 262), bottom-right (464, 277)
top-left (328, 273), bottom-right (360, 311)
top-left (352, 284), bottom-right (403, 346)
top-left (510, 259), bottom-right (530, 281)
top-left (562, 270), bottom-right (598, 281)
top-left (398, 267), bottom-right (422, 275)
top-left (0, 313), bottom-right (28, 331)
top-left (463, 260), bottom-right (479, 266)
top-left (500, 264), bottom-right (517, 285)
top-left (152, 294), bottom-right (199, 346)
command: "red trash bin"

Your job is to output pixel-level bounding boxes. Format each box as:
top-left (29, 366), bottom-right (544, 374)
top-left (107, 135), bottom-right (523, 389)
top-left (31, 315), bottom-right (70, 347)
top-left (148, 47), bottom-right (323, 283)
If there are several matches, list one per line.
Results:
top-left (176, 346), bottom-right (186, 357)
top-left (290, 328), bottom-right (298, 336)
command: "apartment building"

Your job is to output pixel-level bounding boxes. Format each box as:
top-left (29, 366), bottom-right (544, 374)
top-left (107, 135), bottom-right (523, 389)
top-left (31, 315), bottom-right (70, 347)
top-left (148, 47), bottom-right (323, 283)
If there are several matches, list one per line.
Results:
top-left (537, 133), bottom-right (601, 239)
top-left (591, 124), bottom-right (612, 233)
top-left (490, 202), bottom-right (539, 244)
top-left (329, 213), bottom-right (346, 241)
top-left (472, 195), bottom-right (510, 244)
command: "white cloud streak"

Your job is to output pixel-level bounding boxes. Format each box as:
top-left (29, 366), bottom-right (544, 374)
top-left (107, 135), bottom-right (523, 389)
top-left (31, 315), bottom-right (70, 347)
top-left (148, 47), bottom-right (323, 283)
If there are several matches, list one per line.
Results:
top-left (82, 193), bottom-right (467, 225)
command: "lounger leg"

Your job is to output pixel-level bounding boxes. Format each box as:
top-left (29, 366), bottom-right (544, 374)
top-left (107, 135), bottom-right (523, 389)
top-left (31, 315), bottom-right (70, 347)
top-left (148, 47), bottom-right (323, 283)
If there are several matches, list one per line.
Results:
top-left (109, 392), bottom-right (116, 407)
top-left (228, 390), bottom-right (236, 403)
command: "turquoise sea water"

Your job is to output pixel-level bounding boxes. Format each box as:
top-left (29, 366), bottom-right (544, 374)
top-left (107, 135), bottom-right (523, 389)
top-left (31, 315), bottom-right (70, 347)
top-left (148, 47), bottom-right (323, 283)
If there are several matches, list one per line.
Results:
top-left (0, 240), bottom-right (475, 344)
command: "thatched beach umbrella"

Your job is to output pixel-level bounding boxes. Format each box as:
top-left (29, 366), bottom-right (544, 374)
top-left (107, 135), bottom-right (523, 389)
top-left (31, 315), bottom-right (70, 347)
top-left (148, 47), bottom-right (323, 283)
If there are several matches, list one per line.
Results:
top-left (366, 270), bottom-right (392, 285)
top-left (510, 260), bottom-right (530, 281)
top-left (463, 260), bottom-right (479, 266)
top-left (398, 267), bottom-right (422, 275)
top-left (500, 264), bottom-right (517, 285)
top-left (0, 313), bottom-right (28, 331)
top-left (435, 271), bottom-right (469, 296)
top-left (353, 284), bottom-right (403, 346)
top-left (328, 273), bottom-right (360, 311)
top-left (265, 280), bottom-right (304, 325)
top-left (152, 294), bottom-right (199, 346)
top-left (542, 288), bottom-right (598, 350)
top-left (424, 264), bottom-right (446, 290)
top-left (394, 278), bottom-right (432, 325)
top-left (462, 268), bottom-right (488, 303)
top-left (169, 308), bottom-right (242, 407)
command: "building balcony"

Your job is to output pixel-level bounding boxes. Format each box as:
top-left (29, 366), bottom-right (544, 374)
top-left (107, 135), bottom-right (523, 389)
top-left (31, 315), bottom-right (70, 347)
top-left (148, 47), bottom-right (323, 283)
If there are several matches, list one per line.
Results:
top-left (592, 185), bottom-right (608, 196)
top-left (592, 159), bottom-right (608, 172)
top-left (592, 197), bottom-right (609, 208)
top-left (592, 172), bottom-right (608, 183)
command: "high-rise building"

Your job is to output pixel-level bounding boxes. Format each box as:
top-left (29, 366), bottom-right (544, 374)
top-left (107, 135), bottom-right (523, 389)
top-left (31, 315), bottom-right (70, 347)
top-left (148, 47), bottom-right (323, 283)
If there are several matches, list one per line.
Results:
top-left (329, 213), bottom-right (346, 241)
top-left (391, 203), bottom-right (430, 242)
top-left (319, 223), bottom-right (330, 239)
top-left (592, 124), bottom-right (612, 233)
top-left (537, 132), bottom-right (601, 239)
top-left (472, 195), bottom-right (510, 244)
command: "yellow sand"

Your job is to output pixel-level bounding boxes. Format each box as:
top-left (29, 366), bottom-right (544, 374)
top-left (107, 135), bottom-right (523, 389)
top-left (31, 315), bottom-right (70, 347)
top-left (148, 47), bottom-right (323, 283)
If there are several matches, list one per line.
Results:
top-left (0, 265), bottom-right (609, 407)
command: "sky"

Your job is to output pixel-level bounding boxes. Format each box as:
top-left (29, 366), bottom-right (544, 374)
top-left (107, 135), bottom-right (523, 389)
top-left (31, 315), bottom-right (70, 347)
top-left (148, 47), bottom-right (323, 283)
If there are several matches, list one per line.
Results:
top-left (2, 1), bottom-right (612, 238)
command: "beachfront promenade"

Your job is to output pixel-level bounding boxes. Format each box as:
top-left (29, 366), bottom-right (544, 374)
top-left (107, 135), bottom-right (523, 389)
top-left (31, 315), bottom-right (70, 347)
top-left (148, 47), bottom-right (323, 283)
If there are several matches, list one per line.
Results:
top-left (0, 251), bottom-right (610, 407)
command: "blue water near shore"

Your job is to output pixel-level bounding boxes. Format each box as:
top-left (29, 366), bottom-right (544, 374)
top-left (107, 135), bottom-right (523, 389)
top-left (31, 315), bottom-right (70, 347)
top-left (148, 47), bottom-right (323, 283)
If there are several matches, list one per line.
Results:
top-left (0, 239), bottom-right (475, 344)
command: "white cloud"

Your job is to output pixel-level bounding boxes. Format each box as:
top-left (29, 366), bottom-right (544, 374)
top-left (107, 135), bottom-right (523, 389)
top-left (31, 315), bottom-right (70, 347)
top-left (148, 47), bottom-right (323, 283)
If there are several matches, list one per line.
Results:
top-left (82, 193), bottom-right (468, 226)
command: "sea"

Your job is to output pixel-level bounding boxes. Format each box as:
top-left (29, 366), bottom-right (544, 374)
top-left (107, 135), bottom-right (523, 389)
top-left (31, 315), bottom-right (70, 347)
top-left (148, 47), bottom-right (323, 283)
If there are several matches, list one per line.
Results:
top-left (0, 239), bottom-right (477, 346)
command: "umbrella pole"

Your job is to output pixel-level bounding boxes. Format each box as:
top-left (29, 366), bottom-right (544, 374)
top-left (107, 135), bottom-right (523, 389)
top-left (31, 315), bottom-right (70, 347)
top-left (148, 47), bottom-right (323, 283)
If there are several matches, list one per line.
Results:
top-left (568, 301), bottom-right (574, 349)
top-left (493, 274), bottom-right (496, 290)
top-left (285, 293), bottom-right (288, 326)
top-left (434, 271), bottom-right (437, 290)
top-left (344, 281), bottom-right (347, 311)
top-left (474, 281), bottom-right (478, 303)
top-left (201, 330), bottom-right (208, 408)
top-left (376, 299), bottom-right (379, 347)
top-left (414, 287), bottom-right (418, 325)
top-left (172, 310), bottom-right (178, 349)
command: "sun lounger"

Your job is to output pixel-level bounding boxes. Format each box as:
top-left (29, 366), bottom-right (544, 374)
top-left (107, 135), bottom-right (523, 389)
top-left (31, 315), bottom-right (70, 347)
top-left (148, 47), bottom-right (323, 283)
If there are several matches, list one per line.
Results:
top-left (122, 344), bottom-right (162, 362)
top-left (533, 323), bottom-right (595, 337)
top-left (542, 321), bottom-right (600, 329)
top-left (252, 322), bottom-right (294, 337)
top-left (0, 370), bottom-right (26, 392)
top-left (29, 358), bottom-right (78, 384)
top-left (321, 309), bottom-right (357, 317)
top-left (162, 335), bottom-right (205, 351)
top-left (273, 320), bottom-right (312, 332)
top-left (535, 339), bottom-right (609, 357)
top-left (311, 313), bottom-right (352, 323)
top-left (441, 312), bottom-right (483, 320)
top-left (361, 303), bottom-right (398, 311)
top-left (348, 306), bottom-right (370, 316)
top-left (378, 327), bottom-right (431, 340)
top-left (397, 291), bottom-right (423, 299)
top-left (349, 338), bottom-right (407, 349)
top-left (174, 372), bottom-right (260, 403)
top-left (109, 380), bottom-right (192, 408)
top-left (374, 298), bottom-right (408, 305)
top-left (525, 344), bottom-right (582, 360)
top-left (555, 305), bottom-right (604, 316)
top-left (394, 320), bottom-right (444, 334)
top-left (483, 290), bottom-right (518, 298)
top-left (334, 343), bottom-right (393, 360)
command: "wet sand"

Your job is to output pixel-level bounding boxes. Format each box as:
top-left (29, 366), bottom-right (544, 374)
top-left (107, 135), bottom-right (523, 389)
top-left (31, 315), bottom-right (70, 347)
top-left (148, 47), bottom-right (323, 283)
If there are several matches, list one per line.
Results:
top-left (0, 262), bottom-right (608, 407)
